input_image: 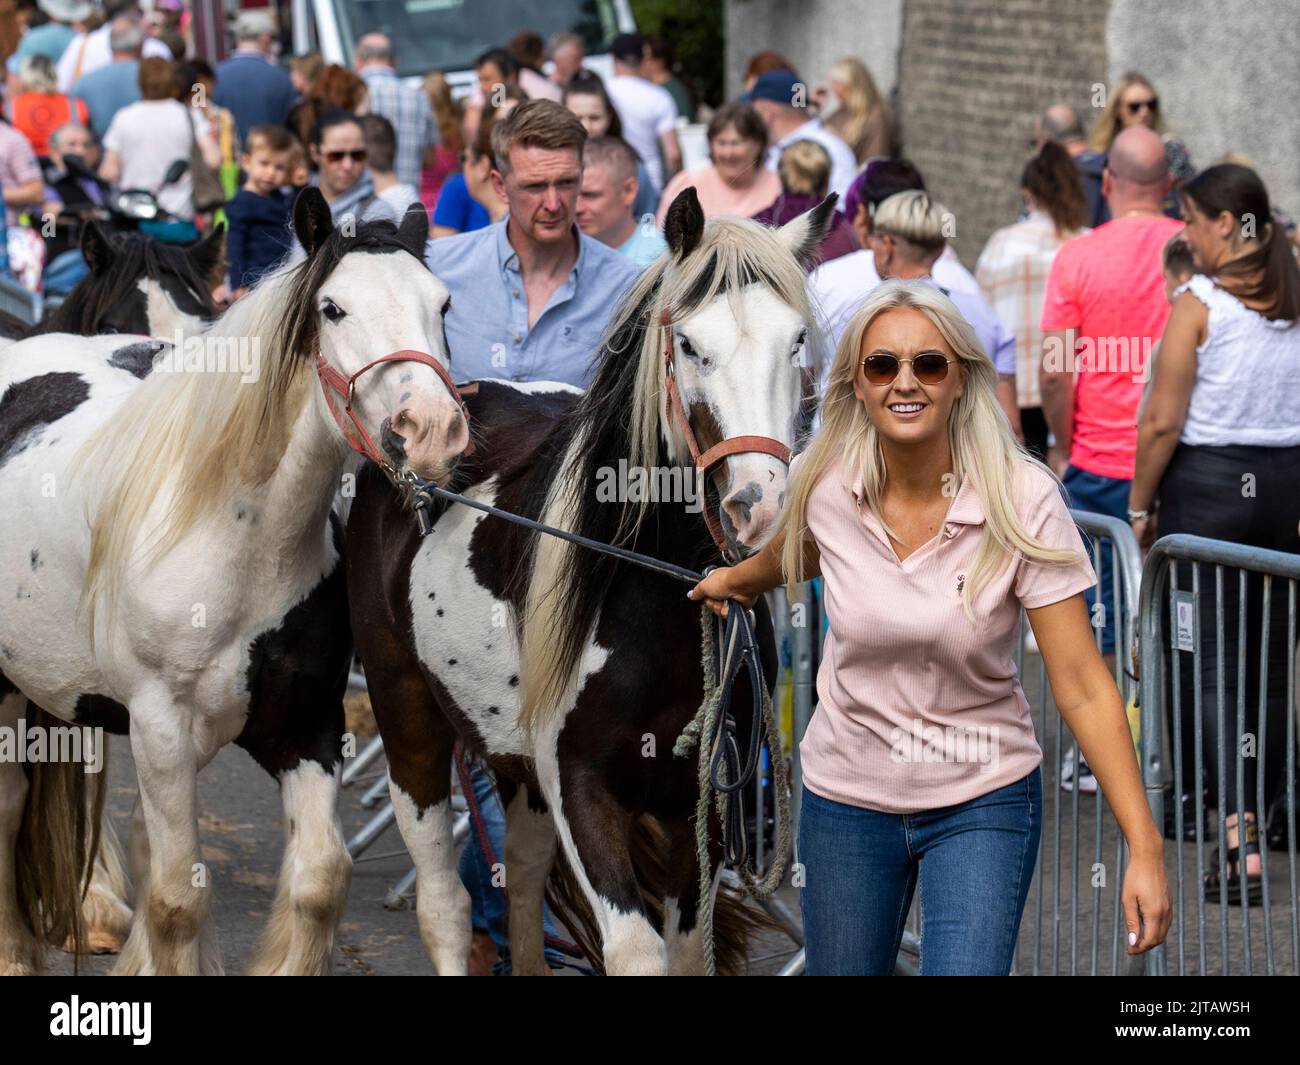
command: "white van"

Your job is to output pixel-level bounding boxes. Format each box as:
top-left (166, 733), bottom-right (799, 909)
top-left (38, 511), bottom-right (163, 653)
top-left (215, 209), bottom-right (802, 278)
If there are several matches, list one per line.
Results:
top-left (289, 0), bottom-right (637, 94)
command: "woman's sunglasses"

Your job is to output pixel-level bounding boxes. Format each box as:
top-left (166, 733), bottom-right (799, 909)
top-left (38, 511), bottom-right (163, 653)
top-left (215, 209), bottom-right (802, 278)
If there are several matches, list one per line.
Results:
top-left (860, 352), bottom-right (953, 385)
top-left (324, 149), bottom-right (368, 164)
top-left (1124, 97), bottom-right (1159, 115)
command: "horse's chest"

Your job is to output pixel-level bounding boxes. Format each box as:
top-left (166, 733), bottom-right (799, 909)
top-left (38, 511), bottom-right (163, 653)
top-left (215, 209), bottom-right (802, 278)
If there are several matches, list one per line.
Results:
top-left (407, 504), bottom-right (527, 757)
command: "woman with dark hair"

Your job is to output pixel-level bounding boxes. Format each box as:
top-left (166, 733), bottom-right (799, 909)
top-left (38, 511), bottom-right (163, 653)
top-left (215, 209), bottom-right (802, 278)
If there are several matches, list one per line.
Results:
top-left (285, 64), bottom-right (368, 167)
top-left (506, 30), bottom-right (561, 102)
top-left (742, 50), bottom-right (798, 92)
top-left (1131, 163), bottom-right (1300, 903)
top-left (976, 141), bottom-right (1089, 458)
top-left (562, 73), bottom-right (657, 222)
top-left (655, 100), bottom-right (780, 225)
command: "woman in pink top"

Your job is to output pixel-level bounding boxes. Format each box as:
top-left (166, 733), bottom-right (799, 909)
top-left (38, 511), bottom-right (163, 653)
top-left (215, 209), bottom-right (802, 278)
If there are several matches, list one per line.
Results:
top-left (691, 281), bottom-right (1169, 974)
top-left (655, 102), bottom-right (781, 226)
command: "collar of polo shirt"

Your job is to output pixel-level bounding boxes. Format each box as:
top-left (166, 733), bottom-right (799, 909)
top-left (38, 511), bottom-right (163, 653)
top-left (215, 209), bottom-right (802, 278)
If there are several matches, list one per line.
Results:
top-left (847, 471), bottom-right (986, 537)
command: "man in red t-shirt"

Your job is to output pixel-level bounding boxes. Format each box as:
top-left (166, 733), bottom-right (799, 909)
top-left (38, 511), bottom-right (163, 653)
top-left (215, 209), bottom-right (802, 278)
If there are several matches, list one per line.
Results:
top-left (1039, 126), bottom-right (1182, 663)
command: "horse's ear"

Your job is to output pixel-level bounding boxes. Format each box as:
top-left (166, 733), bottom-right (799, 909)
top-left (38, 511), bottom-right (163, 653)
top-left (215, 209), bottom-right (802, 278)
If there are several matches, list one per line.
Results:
top-left (80, 220), bottom-right (113, 275)
top-left (777, 192), bottom-right (838, 272)
top-left (294, 187), bottom-right (334, 257)
top-left (187, 221), bottom-right (226, 285)
top-left (396, 201), bottom-right (429, 259)
top-left (664, 185), bottom-right (704, 260)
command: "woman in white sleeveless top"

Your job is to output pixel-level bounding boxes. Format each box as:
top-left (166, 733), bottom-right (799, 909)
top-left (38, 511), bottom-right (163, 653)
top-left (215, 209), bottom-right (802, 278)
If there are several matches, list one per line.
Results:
top-left (1131, 163), bottom-right (1300, 905)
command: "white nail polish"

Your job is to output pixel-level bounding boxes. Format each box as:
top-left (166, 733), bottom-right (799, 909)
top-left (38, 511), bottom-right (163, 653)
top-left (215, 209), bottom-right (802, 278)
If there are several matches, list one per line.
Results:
top-left (1128, 931), bottom-right (1137, 946)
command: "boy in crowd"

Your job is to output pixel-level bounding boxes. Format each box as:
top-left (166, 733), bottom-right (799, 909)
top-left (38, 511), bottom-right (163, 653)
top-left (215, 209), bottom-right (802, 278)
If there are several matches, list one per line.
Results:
top-left (224, 124), bottom-right (297, 299)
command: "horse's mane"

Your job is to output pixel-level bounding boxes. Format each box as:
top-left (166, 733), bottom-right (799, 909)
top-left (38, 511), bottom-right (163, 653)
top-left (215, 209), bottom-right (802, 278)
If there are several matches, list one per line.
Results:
top-left (37, 232), bottom-right (216, 335)
top-left (517, 216), bottom-right (817, 734)
top-left (77, 217), bottom-right (418, 634)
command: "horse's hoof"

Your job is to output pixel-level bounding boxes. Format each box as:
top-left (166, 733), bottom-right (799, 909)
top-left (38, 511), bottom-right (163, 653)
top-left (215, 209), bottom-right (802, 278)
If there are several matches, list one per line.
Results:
top-left (61, 926), bottom-right (126, 956)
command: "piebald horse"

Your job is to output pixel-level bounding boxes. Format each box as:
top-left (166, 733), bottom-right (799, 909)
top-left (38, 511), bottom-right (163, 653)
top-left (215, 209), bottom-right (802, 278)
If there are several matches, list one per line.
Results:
top-left (348, 189), bottom-right (834, 974)
top-left (0, 190), bottom-right (468, 974)
top-left (0, 224), bottom-right (224, 955)
top-left (0, 222), bottom-right (223, 344)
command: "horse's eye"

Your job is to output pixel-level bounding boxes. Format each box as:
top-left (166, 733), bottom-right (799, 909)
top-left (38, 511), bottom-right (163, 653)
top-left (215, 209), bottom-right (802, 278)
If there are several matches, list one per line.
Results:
top-left (321, 298), bottom-right (346, 322)
top-left (679, 335), bottom-right (697, 359)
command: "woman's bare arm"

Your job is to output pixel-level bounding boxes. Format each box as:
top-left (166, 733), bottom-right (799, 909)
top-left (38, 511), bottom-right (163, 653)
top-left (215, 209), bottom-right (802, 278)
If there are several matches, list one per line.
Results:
top-left (1028, 592), bottom-right (1170, 952)
top-left (687, 528), bottom-right (820, 616)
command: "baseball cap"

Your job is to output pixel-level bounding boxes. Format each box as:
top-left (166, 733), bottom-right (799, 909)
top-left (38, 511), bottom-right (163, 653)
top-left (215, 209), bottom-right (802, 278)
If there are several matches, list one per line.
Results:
top-left (740, 69), bottom-right (802, 106)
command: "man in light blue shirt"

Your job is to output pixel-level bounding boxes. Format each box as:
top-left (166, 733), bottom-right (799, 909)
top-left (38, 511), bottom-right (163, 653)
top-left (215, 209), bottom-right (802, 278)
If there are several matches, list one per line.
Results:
top-left (422, 100), bottom-right (638, 973)
top-left (575, 135), bottom-right (667, 270)
top-left (11, 0), bottom-right (84, 67)
top-left (426, 100), bottom-right (640, 390)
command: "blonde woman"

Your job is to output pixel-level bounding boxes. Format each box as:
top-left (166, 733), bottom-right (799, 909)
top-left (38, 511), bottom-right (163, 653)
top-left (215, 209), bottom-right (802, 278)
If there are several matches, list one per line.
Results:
top-left (818, 56), bottom-right (892, 165)
top-left (689, 281), bottom-right (1170, 975)
top-left (1089, 71), bottom-right (1193, 186)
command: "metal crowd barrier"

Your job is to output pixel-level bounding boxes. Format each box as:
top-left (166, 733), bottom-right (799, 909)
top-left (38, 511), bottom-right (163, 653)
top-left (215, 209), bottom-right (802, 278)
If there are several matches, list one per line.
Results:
top-left (1010, 510), bottom-right (1145, 974)
top-left (1139, 535), bottom-right (1300, 976)
top-left (0, 274), bottom-right (40, 326)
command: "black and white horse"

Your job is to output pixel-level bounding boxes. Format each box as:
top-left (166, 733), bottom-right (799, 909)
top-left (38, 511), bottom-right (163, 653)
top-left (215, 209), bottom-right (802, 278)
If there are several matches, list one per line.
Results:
top-left (0, 222), bottom-right (222, 344)
top-left (348, 190), bottom-right (833, 974)
top-left (0, 190), bottom-right (469, 974)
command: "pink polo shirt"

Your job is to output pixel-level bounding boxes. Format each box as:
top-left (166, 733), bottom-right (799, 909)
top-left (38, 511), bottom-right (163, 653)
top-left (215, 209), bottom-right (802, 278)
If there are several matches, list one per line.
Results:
top-left (798, 455), bottom-right (1097, 814)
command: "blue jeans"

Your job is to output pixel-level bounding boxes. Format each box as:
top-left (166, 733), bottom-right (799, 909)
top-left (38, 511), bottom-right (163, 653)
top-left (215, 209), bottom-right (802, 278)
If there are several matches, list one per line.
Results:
top-left (798, 768), bottom-right (1042, 975)
top-left (457, 761), bottom-right (564, 973)
top-left (1062, 464), bottom-right (1129, 655)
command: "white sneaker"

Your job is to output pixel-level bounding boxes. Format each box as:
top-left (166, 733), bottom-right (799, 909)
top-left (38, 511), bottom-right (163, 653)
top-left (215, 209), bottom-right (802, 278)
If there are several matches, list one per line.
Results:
top-left (1060, 747), bottom-right (1098, 794)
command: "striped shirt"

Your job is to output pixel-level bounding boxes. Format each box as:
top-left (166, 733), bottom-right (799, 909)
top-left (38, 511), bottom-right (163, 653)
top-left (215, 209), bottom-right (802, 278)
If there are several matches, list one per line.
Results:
top-left (975, 210), bottom-right (1085, 409)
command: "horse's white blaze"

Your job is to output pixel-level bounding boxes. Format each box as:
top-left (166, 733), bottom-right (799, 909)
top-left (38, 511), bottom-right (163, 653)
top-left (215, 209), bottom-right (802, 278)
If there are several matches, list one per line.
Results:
top-left (670, 284), bottom-right (806, 552)
top-left (408, 477), bottom-right (528, 755)
top-left (314, 254), bottom-right (466, 480)
top-left (388, 787), bottom-right (470, 975)
top-left (138, 277), bottom-right (207, 340)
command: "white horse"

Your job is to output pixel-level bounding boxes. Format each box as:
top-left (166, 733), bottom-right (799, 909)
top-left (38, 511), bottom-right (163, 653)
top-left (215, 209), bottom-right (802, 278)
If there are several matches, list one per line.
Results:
top-left (0, 191), bottom-right (468, 974)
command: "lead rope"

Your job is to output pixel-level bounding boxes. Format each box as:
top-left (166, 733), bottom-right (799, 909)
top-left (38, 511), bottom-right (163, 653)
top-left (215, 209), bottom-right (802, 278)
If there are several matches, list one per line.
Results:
top-left (673, 599), bottom-right (791, 976)
top-left (406, 474), bottom-right (791, 975)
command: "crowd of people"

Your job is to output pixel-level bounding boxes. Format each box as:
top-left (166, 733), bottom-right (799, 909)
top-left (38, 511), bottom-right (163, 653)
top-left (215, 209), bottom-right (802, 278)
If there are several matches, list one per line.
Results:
top-left (3, 1), bottom-right (1297, 976)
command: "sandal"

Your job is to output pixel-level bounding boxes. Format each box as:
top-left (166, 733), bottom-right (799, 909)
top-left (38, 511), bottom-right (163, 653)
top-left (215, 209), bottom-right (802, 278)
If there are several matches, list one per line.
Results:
top-left (1204, 819), bottom-right (1263, 906)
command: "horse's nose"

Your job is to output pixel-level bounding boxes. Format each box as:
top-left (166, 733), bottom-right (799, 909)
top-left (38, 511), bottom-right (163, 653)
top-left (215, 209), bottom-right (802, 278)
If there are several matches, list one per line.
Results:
top-left (398, 396), bottom-right (469, 481)
top-left (720, 480), bottom-right (771, 552)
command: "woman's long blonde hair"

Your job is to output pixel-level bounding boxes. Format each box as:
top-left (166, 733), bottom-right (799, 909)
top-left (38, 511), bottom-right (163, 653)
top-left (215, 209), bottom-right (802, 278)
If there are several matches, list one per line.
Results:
top-left (1089, 71), bottom-right (1167, 153)
top-left (826, 57), bottom-right (888, 163)
top-left (776, 281), bottom-right (1081, 619)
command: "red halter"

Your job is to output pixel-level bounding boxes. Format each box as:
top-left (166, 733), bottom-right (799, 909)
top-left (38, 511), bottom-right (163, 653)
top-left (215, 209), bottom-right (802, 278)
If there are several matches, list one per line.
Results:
top-left (659, 309), bottom-right (792, 555)
top-left (315, 349), bottom-right (477, 474)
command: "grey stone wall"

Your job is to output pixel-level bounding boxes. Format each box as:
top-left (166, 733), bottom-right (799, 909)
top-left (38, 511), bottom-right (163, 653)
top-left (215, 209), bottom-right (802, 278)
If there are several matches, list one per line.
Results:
top-left (1108, 0), bottom-right (1300, 232)
top-left (725, 0), bottom-right (904, 100)
top-left (896, 0), bottom-right (1110, 264)
top-left (723, 0), bottom-right (1300, 266)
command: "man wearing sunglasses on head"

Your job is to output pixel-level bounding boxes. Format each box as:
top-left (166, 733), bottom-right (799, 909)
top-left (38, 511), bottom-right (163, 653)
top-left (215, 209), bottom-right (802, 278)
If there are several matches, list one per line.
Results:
top-left (309, 110), bottom-right (378, 226)
top-left (865, 189), bottom-right (1022, 438)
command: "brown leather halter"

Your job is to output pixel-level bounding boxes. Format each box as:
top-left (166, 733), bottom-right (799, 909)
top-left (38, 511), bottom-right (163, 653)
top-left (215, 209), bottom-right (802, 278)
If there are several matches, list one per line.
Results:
top-left (315, 349), bottom-right (477, 474)
top-left (659, 309), bottom-right (791, 555)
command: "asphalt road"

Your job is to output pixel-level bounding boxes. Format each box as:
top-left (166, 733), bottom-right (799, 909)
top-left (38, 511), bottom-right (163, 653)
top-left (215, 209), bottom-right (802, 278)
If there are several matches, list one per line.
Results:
top-left (42, 653), bottom-right (1296, 977)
